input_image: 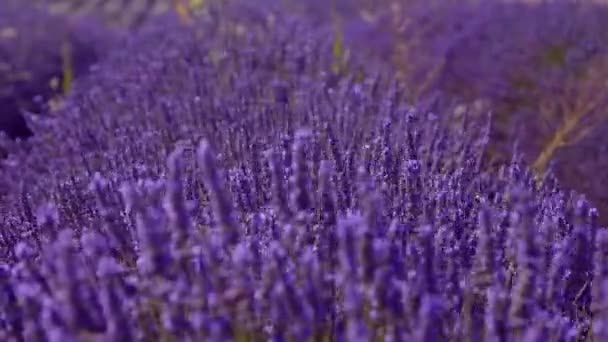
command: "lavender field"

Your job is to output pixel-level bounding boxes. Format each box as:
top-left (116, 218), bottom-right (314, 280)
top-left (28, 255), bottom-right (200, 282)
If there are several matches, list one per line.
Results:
top-left (2, 0), bottom-right (608, 341)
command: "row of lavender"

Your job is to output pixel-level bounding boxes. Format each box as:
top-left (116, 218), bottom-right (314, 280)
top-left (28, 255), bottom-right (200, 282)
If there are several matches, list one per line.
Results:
top-left (0, 3), bottom-right (607, 341)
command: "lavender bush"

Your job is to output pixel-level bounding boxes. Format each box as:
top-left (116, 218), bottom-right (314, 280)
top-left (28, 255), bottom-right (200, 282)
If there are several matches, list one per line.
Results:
top-left (278, 0), bottom-right (608, 224)
top-left (265, 0), bottom-right (608, 169)
top-left (0, 2), bottom-right (607, 341)
top-left (295, 0), bottom-right (608, 225)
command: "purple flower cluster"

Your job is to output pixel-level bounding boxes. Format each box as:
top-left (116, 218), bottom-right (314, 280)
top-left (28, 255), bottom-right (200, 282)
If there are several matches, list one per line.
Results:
top-left (0, 2), bottom-right (606, 341)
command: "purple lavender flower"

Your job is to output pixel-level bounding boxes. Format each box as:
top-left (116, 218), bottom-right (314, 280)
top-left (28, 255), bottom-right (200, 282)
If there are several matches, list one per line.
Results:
top-left (0, 2), bottom-right (604, 340)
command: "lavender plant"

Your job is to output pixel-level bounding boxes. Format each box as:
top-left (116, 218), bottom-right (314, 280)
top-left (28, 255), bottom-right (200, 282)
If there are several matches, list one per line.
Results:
top-left (0, 2), bottom-right (606, 341)
top-left (313, 0), bottom-right (608, 224)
